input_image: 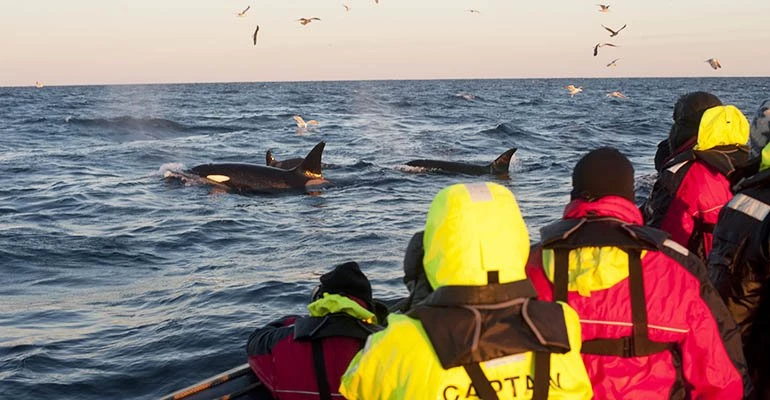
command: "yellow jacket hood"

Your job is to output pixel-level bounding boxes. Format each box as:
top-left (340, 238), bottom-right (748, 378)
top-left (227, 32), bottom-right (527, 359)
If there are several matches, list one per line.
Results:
top-left (423, 182), bottom-right (530, 288)
top-left (695, 105), bottom-right (749, 151)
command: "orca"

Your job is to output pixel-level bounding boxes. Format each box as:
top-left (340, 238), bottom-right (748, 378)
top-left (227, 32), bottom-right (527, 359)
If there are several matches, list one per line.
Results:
top-left (405, 147), bottom-right (517, 176)
top-left (186, 141), bottom-right (328, 193)
top-left (265, 149), bottom-right (303, 170)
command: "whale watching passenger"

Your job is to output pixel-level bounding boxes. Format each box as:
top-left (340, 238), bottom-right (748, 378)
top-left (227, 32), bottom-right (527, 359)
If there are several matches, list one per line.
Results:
top-left (246, 261), bottom-right (385, 400)
top-left (527, 147), bottom-right (750, 399)
top-left (643, 92), bottom-right (750, 265)
top-left (340, 182), bottom-right (593, 400)
top-left (709, 98), bottom-right (770, 400)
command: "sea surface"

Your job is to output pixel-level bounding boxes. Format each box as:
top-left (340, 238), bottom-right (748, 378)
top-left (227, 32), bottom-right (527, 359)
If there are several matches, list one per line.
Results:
top-left (1, 78), bottom-right (768, 399)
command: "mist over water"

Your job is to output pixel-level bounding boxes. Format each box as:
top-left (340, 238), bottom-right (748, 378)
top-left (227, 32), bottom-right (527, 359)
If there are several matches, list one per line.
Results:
top-left (1, 78), bottom-right (768, 399)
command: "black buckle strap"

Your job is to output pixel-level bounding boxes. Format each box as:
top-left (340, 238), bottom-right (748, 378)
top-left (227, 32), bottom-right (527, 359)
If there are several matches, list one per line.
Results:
top-left (310, 340), bottom-right (333, 400)
top-left (553, 248), bottom-right (569, 303)
top-left (463, 363), bottom-right (499, 400)
top-left (532, 352), bottom-right (551, 400)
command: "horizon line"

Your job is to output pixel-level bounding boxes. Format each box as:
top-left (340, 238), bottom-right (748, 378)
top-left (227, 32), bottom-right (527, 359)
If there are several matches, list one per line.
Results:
top-left (4, 74), bottom-right (769, 89)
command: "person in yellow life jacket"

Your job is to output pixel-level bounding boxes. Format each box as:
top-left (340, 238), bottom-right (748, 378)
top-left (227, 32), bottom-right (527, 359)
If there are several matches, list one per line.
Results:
top-left (339, 182), bottom-right (593, 400)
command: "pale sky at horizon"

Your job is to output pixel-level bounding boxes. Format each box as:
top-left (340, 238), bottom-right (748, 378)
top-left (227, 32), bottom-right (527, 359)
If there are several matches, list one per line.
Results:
top-left (2, 0), bottom-right (769, 87)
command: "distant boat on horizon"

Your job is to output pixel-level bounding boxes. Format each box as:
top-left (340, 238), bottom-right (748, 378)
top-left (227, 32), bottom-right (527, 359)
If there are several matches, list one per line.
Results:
top-left (35, 81), bottom-right (44, 88)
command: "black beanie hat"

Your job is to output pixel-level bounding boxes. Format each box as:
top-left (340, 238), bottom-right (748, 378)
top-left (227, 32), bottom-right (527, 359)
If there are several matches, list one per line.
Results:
top-left (318, 261), bottom-right (373, 307)
top-left (669, 91), bottom-right (723, 152)
top-left (571, 147), bottom-right (635, 202)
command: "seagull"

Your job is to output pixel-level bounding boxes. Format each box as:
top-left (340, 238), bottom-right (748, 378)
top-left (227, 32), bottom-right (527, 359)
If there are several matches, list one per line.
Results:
top-left (467, 9), bottom-right (480, 14)
top-left (237, 6), bottom-right (250, 17)
top-left (565, 85), bottom-right (583, 97)
top-left (297, 17), bottom-right (321, 26)
top-left (343, 4), bottom-right (351, 11)
top-left (607, 91), bottom-right (626, 99)
top-left (593, 42), bottom-right (618, 57)
top-left (597, 4), bottom-right (610, 12)
top-left (253, 26), bottom-right (259, 45)
top-left (602, 24), bottom-right (627, 37)
top-left (705, 58), bottom-right (722, 70)
top-left (606, 58), bottom-right (620, 67)
top-left (294, 115), bottom-right (319, 129)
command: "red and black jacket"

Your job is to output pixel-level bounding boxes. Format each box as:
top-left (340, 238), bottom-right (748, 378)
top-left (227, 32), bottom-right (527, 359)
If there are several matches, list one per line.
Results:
top-left (247, 313), bottom-right (381, 400)
top-left (643, 144), bottom-right (749, 264)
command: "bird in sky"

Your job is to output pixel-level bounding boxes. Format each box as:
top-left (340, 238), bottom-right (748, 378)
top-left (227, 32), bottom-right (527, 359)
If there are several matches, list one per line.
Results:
top-left (593, 42), bottom-right (618, 56)
top-left (343, 4), bottom-right (351, 11)
top-left (606, 58), bottom-right (620, 67)
top-left (252, 26), bottom-right (259, 45)
top-left (467, 9), bottom-right (480, 14)
top-left (297, 17), bottom-right (321, 26)
top-left (602, 24), bottom-right (627, 37)
top-left (597, 4), bottom-right (610, 12)
top-left (565, 85), bottom-right (583, 97)
top-left (607, 91), bottom-right (627, 99)
top-left (705, 58), bottom-right (722, 70)
top-left (294, 115), bottom-right (319, 129)
top-left (237, 6), bottom-right (250, 17)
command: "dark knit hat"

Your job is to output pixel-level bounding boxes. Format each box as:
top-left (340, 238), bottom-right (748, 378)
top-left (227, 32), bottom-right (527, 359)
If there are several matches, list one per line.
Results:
top-left (669, 91), bottom-right (723, 152)
top-left (317, 261), bottom-right (373, 307)
top-left (571, 147), bottom-right (635, 202)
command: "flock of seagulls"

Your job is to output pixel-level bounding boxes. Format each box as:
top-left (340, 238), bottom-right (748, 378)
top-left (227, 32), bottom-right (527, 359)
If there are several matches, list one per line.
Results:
top-left (565, 2), bottom-right (724, 99)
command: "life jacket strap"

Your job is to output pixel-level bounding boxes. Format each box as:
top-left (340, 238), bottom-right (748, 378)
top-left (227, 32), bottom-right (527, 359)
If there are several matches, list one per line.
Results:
top-left (463, 363), bottom-right (499, 400)
top-left (310, 340), bottom-right (333, 400)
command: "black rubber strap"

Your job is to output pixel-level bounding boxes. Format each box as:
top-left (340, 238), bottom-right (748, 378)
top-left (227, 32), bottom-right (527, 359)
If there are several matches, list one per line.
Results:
top-left (311, 340), bottom-right (333, 400)
top-left (627, 249), bottom-right (648, 354)
top-left (553, 248), bottom-right (570, 302)
top-left (463, 364), bottom-right (499, 400)
top-left (532, 352), bottom-right (551, 400)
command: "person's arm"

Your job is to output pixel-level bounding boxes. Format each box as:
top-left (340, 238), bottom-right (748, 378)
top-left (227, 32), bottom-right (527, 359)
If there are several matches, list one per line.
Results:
top-left (660, 184), bottom-right (698, 249)
top-left (246, 315), bottom-right (298, 356)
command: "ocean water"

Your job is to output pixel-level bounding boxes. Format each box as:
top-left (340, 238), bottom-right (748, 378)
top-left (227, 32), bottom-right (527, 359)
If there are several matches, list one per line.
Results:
top-left (1, 78), bottom-right (768, 399)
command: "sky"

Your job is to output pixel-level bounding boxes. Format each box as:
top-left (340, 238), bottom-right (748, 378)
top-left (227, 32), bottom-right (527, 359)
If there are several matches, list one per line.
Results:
top-left (2, 0), bottom-right (769, 87)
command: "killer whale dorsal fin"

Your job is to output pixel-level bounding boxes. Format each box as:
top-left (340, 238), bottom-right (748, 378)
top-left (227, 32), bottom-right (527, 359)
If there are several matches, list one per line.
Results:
top-left (266, 149), bottom-right (276, 166)
top-left (293, 141), bottom-right (325, 178)
top-left (489, 147), bottom-right (517, 174)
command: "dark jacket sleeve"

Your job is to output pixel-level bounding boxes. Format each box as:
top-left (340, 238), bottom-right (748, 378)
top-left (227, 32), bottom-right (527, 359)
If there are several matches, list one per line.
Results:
top-left (246, 315), bottom-right (298, 356)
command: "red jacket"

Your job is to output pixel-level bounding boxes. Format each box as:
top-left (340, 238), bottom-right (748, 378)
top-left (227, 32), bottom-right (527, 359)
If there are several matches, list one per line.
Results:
top-left (247, 313), bottom-right (379, 399)
top-left (527, 196), bottom-right (749, 399)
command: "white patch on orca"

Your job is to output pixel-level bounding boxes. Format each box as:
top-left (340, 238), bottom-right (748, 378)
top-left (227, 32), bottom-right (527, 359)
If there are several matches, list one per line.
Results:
top-left (206, 174), bottom-right (231, 183)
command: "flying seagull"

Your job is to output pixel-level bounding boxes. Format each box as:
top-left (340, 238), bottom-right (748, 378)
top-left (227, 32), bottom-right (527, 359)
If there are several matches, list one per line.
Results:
top-left (297, 17), bottom-right (321, 26)
top-left (237, 6), bottom-right (250, 17)
top-left (705, 58), bottom-right (722, 70)
top-left (294, 115), bottom-right (319, 129)
top-left (602, 24), bottom-right (627, 37)
top-left (597, 4), bottom-right (610, 12)
top-left (467, 9), bottom-right (480, 14)
top-left (565, 85), bottom-right (583, 97)
top-left (607, 91), bottom-right (626, 99)
top-left (594, 42), bottom-right (618, 56)
top-left (343, 4), bottom-right (351, 11)
top-left (252, 26), bottom-right (259, 45)
top-left (606, 58), bottom-right (620, 67)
